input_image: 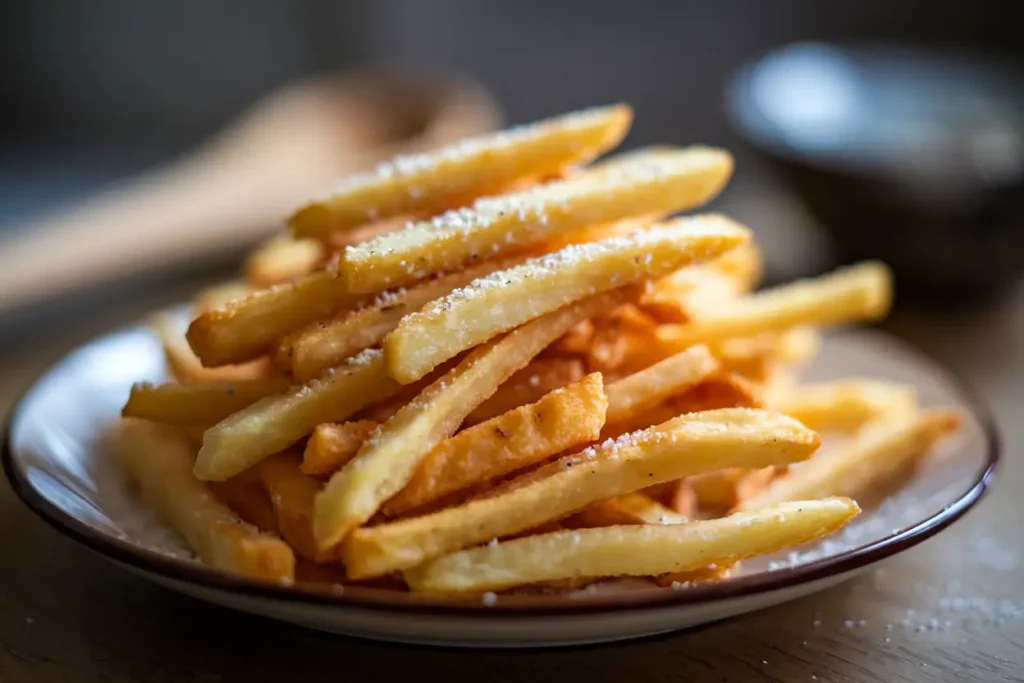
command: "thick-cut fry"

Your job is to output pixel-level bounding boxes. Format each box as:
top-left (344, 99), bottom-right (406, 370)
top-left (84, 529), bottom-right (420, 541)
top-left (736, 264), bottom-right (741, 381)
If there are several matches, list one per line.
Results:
top-left (245, 236), bottom-right (326, 287)
top-left (314, 290), bottom-right (632, 549)
top-left (258, 452), bottom-right (333, 562)
top-left (385, 216), bottom-right (750, 382)
top-left (383, 373), bottom-right (607, 517)
top-left (340, 409), bottom-right (821, 578)
top-left (341, 147), bottom-right (735, 294)
top-left (122, 377), bottom-right (292, 427)
top-left (772, 379), bottom-right (918, 432)
top-left (290, 105), bottom-right (633, 240)
top-left (108, 420), bottom-right (295, 582)
top-left (739, 409), bottom-right (961, 510)
top-left (465, 358), bottom-right (585, 425)
top-left (405, 498), bottom-right (859, 593)
top-left (286, 259), bottom-right (514, 382)
top-left (151, 313), bottom-right (270, 384)
top-left (301, 420), bottom-right (379, 476)
top-left (574, 492), bottom-right (689, 527)
top-left (604, 345), bottom-right (719, 426)
top-left (186, 266), bottom-right (365, 367)
top-left (656, 262), bottom-right (893, 352)
top-left (194, 349), bottom-right (402, 481)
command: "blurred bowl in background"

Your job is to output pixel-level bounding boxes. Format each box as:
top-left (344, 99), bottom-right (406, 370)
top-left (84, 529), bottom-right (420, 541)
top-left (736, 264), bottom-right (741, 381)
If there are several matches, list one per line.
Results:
top-left (727, 42), bottom-right (1024, 302)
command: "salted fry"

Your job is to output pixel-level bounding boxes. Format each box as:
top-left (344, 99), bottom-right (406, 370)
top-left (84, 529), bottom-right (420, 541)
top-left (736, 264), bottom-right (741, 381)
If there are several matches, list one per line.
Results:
top-left (314, 290), bottom-right (632, 549)
top-left (341, 147), bottom-right (735, 294)
top-left (301, 420), bottom-right (379, 476)
top-left (383, 373), bottom-right (607, 517)
top-left (340, 409), bottom-right (820, 578)
top-left (772, 379), bottom-right (917, 432)
top-left (656, 262), bottom-right (892, 352)
top-left (739, 409), bottom-right (961, 510)
top-left (108, 420), bottom-right (295, 582)
top-left (286, 259), bottom-right (513, 382)
top-left (291, 105), bottom-right (633, 240)
top-left (151, 313), bottom-right (270, 384)
top-left (405, 498), bottom-right (859, 593)
top-left (604, 345), bottom-right (719, 426)
top-left (258, 452), bottom-right (333, 562)
top-left (574, 492), bottom-right (689, 527)
top-left (245, 236), bottom-right (325, 287)
top-left (464, 358), bottom-right (585, 425)
top-left (385, 216), bottom-right (750, 382)
top-left (122, 376), bottom-right (292, 427)
top-left (194, 349), bottom-right (402, 481)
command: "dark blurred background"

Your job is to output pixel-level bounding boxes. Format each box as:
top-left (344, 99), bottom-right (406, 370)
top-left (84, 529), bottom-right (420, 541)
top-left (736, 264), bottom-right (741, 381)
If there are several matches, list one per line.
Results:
top-left (0, 0), bottom-right (1022, 310)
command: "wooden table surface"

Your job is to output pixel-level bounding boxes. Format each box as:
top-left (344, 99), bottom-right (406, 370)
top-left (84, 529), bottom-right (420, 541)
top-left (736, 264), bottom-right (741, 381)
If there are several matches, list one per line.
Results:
top-left (0, 277), bottom-right (1021, 683)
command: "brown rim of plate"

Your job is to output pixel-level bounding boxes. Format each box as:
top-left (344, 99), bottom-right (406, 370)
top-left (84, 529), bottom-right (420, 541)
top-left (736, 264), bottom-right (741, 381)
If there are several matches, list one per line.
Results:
top-left (1, 330), bottom-right (1000, 616)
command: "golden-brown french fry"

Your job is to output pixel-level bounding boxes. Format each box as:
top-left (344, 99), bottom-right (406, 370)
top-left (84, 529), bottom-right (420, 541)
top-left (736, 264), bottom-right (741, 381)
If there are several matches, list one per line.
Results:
top-left (194, 349), bottom-right (402, 481)
top-left (685, 466), bottom-right (776, 510)
top-left (151, 313), bottom-right (270, 384)
top-left (668, 480), bottom-right (699, 517)
top-left (655, 262), bottom-right (893, 353)
top-left (385, 215), bottom-right (750, 382)
top-left (771, 379), bottom-right (918, 433)
top-left (708, 240), bottom-right (764, 293)
top-left (290, 105), bottom-right (633, 240)
top-left (639, 265), bottom-right (745, 323)
top-left (340, 409), bottom-right (821, 578)
top-left (573, 492), bottom-right (689, 527)
top-left (122, 377), bottom-right (292, 427)
top-left (187, 267), bottom-right (363, 367)
top-left (603, 345), bottom-right (719, 427)
top-left (383, 373), bottom-right (607, 517)
top-left (301, 420), bottom-right (379, 476)
top-left (550, 320), bottom-right (595, 356)
top-left (108, 420), bottom-right (295, 582)
top-left (465, 358), bottom-right (585, 426)
top-left (245, 236), bottom-right (326, 287)
top-left (341, 147), bottom-right (735, 294)
top-left (405, 498), bottom-right (858, 593)
top-left (738, 409), bottom-right (961, 510)
top-left (314, 289), bottom-right (633, 549)
top-left (207, 470), bottom-right (280, 535)
top-left (258, 452), bottom-right (333, 563)
top-left (669, 372), bottom-right (764, 413)
top-left (286, 259), bottom-right (515, 382)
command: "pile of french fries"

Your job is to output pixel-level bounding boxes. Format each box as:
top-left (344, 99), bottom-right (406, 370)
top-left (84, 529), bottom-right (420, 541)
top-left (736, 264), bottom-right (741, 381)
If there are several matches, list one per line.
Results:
top-left (114, 105), bottom-right (962, 596)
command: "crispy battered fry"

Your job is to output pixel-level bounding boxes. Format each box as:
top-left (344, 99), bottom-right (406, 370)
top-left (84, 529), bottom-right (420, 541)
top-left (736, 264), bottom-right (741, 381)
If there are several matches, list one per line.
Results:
top-left (314, 290), bottom-right (633, 549)
top-left (341, 147), bottom-right (735, 294)
top-left (385, 216), bottom-right (750, 382)
top-left (108, 420), bottom-right (295, 582)
top-left (301, 420), bottom-right (380, 476)
top-left (405, 498), bottom-right (858, 593)
top-left (464, 358), bottom-right (585, 426)
top-left (291, 105), bottom-right (633, 240)
top-left (122, 377), bottom-right (292, 427)
top-left (383, 373), bottom-right (607, 517)
top-left (245, 236), bottom-right (326, 287)
top-left (340, 409), bottom-right (820, 578)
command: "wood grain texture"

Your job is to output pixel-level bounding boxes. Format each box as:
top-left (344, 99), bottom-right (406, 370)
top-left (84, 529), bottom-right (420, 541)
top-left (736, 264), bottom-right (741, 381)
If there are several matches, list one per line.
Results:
top-left (1, 281), bottom-right (1021, 683)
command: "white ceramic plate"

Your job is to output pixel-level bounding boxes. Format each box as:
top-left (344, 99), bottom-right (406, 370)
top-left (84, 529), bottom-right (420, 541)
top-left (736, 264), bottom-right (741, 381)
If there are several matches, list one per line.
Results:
top-left (2, 314), bottom-right (998, 647)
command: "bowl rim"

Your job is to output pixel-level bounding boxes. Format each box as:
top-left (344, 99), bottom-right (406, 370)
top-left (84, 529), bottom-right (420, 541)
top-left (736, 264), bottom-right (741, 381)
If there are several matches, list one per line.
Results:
top-left (1, 325), bottom-right (1001, 617)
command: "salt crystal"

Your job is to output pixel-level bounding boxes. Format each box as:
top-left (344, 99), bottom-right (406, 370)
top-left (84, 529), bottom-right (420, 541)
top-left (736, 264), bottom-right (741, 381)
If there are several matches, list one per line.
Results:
top-left (481, 592), bottom-right (498, 606)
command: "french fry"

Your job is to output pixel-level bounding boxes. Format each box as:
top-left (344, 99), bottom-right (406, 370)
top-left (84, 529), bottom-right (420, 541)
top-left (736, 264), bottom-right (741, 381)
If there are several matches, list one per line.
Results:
top-left (464, 358), bottom-right (585, 426)
top-left (290, 105), bottom-right (633, 240)
top-left (550, 320), bottom-right (594, 356)
top-left (108, 420), bottom-right (295, 582)
top-left (207, 470), bottom-right (280, 534)
top-left (653, 562), bottom-right (735, 587)
top-left (340, 409), bottom-right (821, 578)
top-left (325, 215), bottom-right (411, 251)
top-left (685, 466), bottom-right (776, 510)
top-left (194, 349), bottom-right (402, 481)
top-left (245, 236), bottom-right (326, 287)
top-left (669, 372), bottom-right (764, 414)
top-left (151, 313), bottom-right (270, 384)
top-left (771, 379), bottom-right (918, 433)
top-left (186, 267), bottom-right (364, 367)
top-left (340, 147), bottom-right (735, 294)
top-left (739, 409), bottom-right (961, 510)
top-left (258, 452), bottom-right (334, 563)
top-left (573, 492), bottom-right (689, 527)
top-left (640, 266), bottom-right (746, 323)
top-left (122, 376), bottom-right (292, 427)
top-left (603, 345), bottom-right (719, 427)
top-left (383, 373), bottom-right (608, 517)
top-left (314, 289), bottom-right (633, 549)
top-left (656, 262), bottom-right (893, 353)
top-left (385, 215), bottom-right (750, 382)
top-left (405, 498), bottom-right (859, 593)
top-left (301, 420), bottom-right (379, 476)
top-left (196, 281), bottom-right (254, 313)
top-left (285, 259), bottom-right (514, 382)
